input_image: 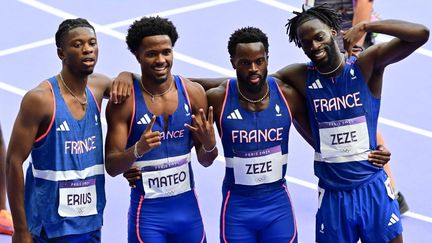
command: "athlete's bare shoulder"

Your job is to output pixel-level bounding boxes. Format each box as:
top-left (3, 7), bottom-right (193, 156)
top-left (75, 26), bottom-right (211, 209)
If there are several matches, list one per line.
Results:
top-left (88, 72), bottom-right (111, 102)
top-left (18, 80), bottom-right (54, 130)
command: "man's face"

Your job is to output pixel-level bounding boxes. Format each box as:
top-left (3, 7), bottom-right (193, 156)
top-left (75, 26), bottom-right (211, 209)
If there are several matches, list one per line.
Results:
top-left (136, 35), bottom-right (173, 84)
top-left (296, 19), bottom-right (339, 69)
top-left (59, 27), bottom-right (98, 76)
top-left (231, 42), bottom-right (268, 93)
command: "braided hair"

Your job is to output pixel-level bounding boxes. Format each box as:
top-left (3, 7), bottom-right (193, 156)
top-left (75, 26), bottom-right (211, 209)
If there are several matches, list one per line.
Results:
top-left (55, 18), bottom-right (95, 48)
top-left (286, 4), bottom-right (342, 47)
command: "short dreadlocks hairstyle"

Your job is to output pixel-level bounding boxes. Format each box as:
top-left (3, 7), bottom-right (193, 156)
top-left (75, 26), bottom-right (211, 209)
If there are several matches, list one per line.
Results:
top-left (126, 16), bottom-right (178, 54)
top-left (55, 18), bottom-right (95, 48)
top-left (228, 27), bottom-right (269, 58)
top-left (285, 4), bottom-right (342, 47)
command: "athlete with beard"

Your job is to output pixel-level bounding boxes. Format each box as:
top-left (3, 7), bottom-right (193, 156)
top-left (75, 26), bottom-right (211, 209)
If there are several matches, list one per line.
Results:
top-left (206, 27), bottom-right (311, 243)
top-left (272, 5), bottom-right (429, 242)
top-left (104, 16), bottom-right (217, 243)
top-left (6, 18), bottom-right (131, 242)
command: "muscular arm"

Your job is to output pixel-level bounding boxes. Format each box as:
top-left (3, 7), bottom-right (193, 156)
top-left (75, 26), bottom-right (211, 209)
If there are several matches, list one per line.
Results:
top-left (346, 20), bottom-right (429, 96)
top-left (188, 77), bottom-right (230, 91)
top-left (185, 79), bottom-right (218, 167)
top-left (89, 72), bottom-right (132, 105)
top-left (277, 79), bottom-right (313, 146)
top-left (6, 84), bottom-right (52, 240)
top-left (352, 0), bottom-right (373, 47)
top-left (104, 98), bottom-right (138, 177)
top-left (272, 63), bottom-right (308, 97)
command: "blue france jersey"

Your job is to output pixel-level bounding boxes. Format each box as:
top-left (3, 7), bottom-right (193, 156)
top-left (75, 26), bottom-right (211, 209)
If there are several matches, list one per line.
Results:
top-left (26, 76), bottom-right (105, 238)
top-left (220, 78), bottom-right (292, 194)
top-left (305, 57), bottom-right (382, 190)
top-left (127, 75), bottom-right (195, 199)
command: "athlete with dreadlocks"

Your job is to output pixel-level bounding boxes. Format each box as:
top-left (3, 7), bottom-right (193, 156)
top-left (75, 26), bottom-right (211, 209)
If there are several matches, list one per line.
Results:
top-left (272, 4), bottom-right (429, 243)
top-left (6, 18), bottom-right (131, 242)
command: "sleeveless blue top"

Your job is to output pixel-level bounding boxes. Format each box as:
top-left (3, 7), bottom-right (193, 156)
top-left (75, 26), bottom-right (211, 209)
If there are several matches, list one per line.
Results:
top-left (305, 56), bottom-right (382, 190)
top-left (220, 77), bottom-right (292, 195)
top-left (26, 76), bottom-right (105, 238)
top-left (127, 75), bottom-right (195, 199)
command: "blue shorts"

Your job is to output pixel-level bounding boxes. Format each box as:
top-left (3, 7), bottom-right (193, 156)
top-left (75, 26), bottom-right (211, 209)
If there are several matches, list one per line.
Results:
top-left (33, 229), bottom-right (101, 243)
top-left (220, 184), bottom-right (297, 243)
top-left (128, 189), bottom-right (206, 243)
top-left (315, 170), bottom-right (402, 243)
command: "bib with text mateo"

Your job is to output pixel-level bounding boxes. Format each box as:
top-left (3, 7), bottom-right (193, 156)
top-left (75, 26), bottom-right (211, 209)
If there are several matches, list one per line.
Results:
top-left (227, 145), bottom-right (286, 186)
top-left (58, 178), bottom-right (97, 217)
top-left (141, 156), bottom-right (191, 199)
top-left (318, 115), bottom-right (370, 159)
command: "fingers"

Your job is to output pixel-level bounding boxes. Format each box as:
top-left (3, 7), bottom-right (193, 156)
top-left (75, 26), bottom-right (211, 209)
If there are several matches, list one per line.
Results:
top-left (184, 122), bottom-right (198, 132)
top-left (144, 115), bottom-right (157, 133)
top-left (123, 167), bottom-right (141, 188)
top-left (368, 147), bottom-right (391, 167)
top-left (110, 88), bottom-right (119, 104)
top-left (208, 106), bottom-right (214, 124)
top-left (144, 132), bottom-right (162, 147)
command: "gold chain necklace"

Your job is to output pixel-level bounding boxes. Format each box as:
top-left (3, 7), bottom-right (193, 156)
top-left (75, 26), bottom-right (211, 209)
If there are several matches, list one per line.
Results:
top-left (237, 82), bottom-right (269, 104)
top-left (59, 72), bottom-right (87, 107)
top-left (140, 79), bottom-right (174, 102)
top-left (317, 54), bottom-right (345, 75)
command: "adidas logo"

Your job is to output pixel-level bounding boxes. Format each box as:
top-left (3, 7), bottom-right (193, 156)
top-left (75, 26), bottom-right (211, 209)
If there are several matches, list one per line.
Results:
top-left (308, 79), bottom-right (323, 89)
top-left (227, 109), bottom-right (242, 120)
top-left (388, 213), bottom-right (400, 226)
top-left (137, 114), bottom-right (152, 125)
top-left (56, 121), bottom-right (70, 132)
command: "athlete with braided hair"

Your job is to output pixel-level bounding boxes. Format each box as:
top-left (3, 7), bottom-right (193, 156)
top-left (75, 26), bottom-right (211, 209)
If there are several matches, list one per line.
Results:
top-left (6, 18), bottom-right (131, 242)
top-left (273, 5), bottom-right (429, 242)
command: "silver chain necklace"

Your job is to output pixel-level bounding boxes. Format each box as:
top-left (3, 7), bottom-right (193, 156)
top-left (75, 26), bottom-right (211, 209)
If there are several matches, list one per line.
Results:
top-left (140, 79), bottom-right (174, 103)
top-left (237, 82), bottom-right (269, 104)
top-left (59, 72), bottom-right (87, 107)
top-left (317, 54), bottom-right (345, 76)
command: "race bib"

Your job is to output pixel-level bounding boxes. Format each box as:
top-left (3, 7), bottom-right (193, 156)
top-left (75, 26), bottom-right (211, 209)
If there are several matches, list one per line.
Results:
top-left (229, 145), bottom-right (286, 186)
top-left (141, 157), bottom-right (191, 199)
top-left (318, 116), bottom-right (370, 159)
top-left (58, 178), bottom-right (97, 217)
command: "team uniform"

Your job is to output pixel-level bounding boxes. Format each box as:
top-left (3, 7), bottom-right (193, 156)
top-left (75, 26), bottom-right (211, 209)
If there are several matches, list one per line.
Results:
top-left (219, 78), bottom-right (297, 243)
top-left (127, 75), bottom-right (206, 243)
top-left (305, 57), bottom-right (402, 242)
top-left (27, 76), bottom-right (105, 241)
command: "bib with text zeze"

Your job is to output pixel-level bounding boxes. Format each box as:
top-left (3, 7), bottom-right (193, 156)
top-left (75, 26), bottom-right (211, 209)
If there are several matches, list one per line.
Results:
top-left (141, 156), bottom-right (191, 199)
top-left (58, 178), bottom-right (97, 217)
top-left (227, 145), bottom-right (286, 186)
top-left (318, 115), bottom-right (370, 159)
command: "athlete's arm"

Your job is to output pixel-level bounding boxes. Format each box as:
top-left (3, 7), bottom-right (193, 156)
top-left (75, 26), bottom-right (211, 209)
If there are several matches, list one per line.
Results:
top-left (352, 0), bottom-right (373, 47)
top-left (344, 20), bottom-right (429, 65)
top-left (277, 79), bottom-right (313, 146)
top-left (6, 84), bottom-right (52, 243)
top-left (184, 79), bottom-right (218, 167)
top-left (105, 97), bottom-right (138, 176)
top-left (272, 63), bottom-right (308, 97)
top-left (188, 77), bottom-right (230, 91)
top-left (89, 72), bottom-right (132, 105)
